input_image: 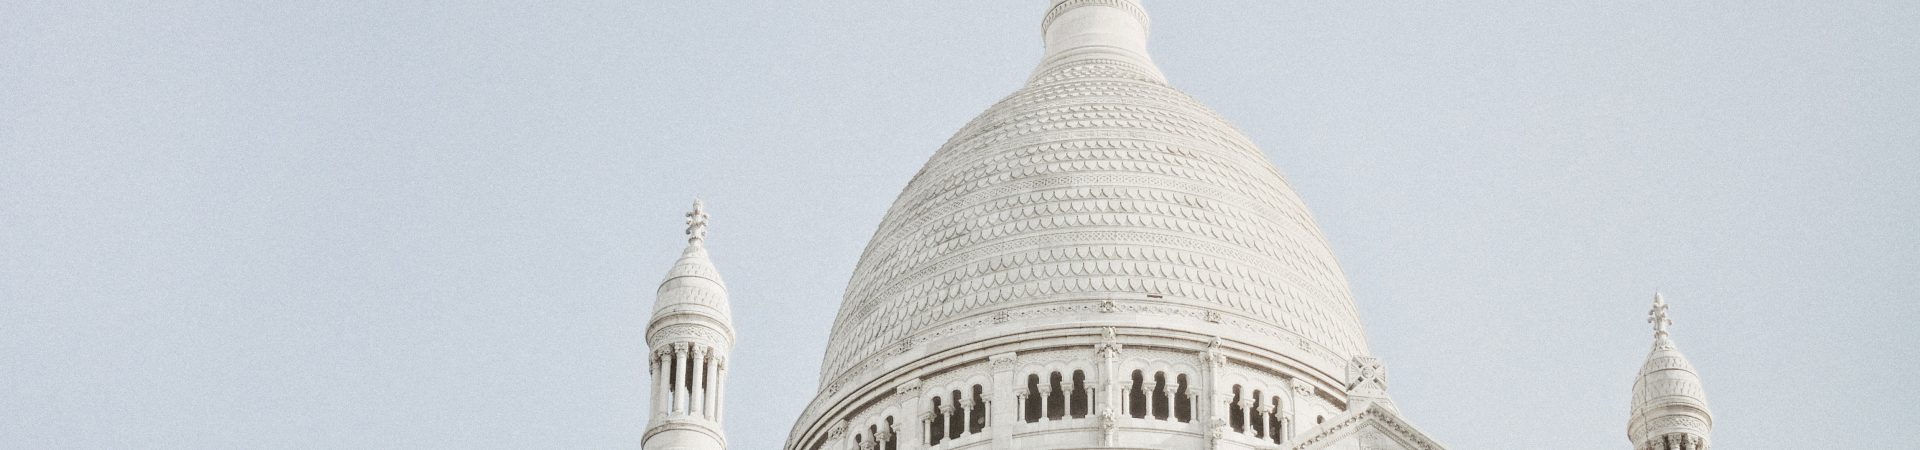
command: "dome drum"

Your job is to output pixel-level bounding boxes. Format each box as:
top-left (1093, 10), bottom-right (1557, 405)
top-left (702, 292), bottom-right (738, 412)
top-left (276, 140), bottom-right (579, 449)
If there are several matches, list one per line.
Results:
top-left (788, 324), bottom-right (1352, 450)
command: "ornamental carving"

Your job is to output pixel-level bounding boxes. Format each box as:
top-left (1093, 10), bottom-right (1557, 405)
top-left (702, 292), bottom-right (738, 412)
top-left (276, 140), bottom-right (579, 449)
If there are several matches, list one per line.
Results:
top-left (826, 421), bottom-right (847, 440)
top-left (1099, 408), bottom-right (1119, 446)
top-left (1348, 356), bottom-right (1388, 393)
top-left (896, 380), bottom-right (922, 398)
top-left (1288, 378), bottom-right (1314, 398)
top-left (990, 353), bottom-right (1019, 370)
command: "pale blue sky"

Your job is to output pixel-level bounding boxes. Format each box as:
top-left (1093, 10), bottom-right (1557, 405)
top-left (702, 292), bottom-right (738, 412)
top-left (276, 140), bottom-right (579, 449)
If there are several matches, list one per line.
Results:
top-left (3, 1), bottom-right (1917, 449)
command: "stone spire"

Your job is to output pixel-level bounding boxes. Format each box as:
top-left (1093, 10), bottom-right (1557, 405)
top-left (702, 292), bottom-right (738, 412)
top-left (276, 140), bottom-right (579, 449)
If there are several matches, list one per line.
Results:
top-left (644, 200), bottom-right (734, 450)
top-left (1034, 0), bottom-right (1166, 83)
top-left (1627, 293), bottom-right (1712, 450)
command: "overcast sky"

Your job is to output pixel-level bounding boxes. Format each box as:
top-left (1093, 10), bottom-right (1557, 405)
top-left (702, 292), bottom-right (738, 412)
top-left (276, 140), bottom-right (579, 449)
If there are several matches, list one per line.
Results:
top-left (4, 1), bottom-right (1917, 449)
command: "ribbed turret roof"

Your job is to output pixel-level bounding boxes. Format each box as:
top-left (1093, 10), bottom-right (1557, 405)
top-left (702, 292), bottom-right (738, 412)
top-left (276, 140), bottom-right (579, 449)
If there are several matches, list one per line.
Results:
top-left (1627, 293), bottom-right (1712, 446)
top-left (648, 201), bottom-right (733, 346)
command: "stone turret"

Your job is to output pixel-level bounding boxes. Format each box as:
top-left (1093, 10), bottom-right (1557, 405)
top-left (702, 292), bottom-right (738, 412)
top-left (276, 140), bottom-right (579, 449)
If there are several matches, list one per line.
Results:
top-left (1627, 293), bottom-right (1713, 450)
top-left (644, 200), bottom-right (733, 450)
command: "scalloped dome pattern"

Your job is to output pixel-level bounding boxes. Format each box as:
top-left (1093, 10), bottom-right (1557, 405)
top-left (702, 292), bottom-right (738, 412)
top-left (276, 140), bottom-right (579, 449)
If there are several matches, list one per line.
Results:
top-left (816, 58), bottom-right (1372, 383)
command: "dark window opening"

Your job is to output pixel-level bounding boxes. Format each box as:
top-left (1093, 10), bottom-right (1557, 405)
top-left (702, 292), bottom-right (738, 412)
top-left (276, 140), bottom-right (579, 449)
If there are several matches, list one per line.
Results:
top-left (1070, 370), bottom-right (1090, 418)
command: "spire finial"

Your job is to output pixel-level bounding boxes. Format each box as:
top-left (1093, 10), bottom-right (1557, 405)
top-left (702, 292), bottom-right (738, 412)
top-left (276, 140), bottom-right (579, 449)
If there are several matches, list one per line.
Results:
top-left (685, 199), bottom-right (709, 245)
top-left (1648, 291), bottom-right (1672, 337)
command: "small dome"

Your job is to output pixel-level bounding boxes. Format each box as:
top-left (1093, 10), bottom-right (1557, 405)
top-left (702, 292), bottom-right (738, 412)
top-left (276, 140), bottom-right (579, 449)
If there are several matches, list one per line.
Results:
top-left (1630, 337), bottom-right (1710, 418)
top-left (647, 200), bottom-right (735, 348)
top-left (653, 245), bottom-right (732, 324)
top-left (1627, 294), bottom-right (1713, 447)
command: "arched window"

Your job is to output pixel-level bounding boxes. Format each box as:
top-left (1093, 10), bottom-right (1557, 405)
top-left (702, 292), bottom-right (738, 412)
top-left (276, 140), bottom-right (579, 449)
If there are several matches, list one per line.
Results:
top-left (1070, 370), bottom-right (1090, 418)
top-left (947, 390), bottom-right (965, 439)
top-left (1128, 370), bottom-right (1148, 418)
top-left (1046, 372), bottom-right (1066, 421)
top-left (969, 385), bottom-right (988, 433)
top-left (927, 397), bottom-right (945, 445)
top-left (1173, 374), bottom-right (1192, 423)
top-left (1268, 396), bottom-right (1285, 444)
top-left (1250, 391), bottom-right (1266, 438)
top-left (884, 417), bottom-right (899, 450)
top-left (1151, 372), bottom-right (1170, 420)
top-left (1229, 385), bottom-right (1245, 432)
top-left (1023, 374), bottom-right (1042, 423)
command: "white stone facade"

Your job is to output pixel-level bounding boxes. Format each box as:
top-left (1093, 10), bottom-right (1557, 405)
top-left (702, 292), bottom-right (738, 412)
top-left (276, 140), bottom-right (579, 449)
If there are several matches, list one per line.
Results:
top-left (782, 1), bottom-right (1439, 449)
top-left (639, 2), bottom-right (1713, 450)
top-left (644, 201), bottom-right (733, 450)
top-left (1626, 294), bottom-right (1713, 450)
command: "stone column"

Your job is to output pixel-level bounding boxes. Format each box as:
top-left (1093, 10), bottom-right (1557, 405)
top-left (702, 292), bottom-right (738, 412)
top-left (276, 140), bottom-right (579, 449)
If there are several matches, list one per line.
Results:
top-left (1244, 398), bottom-right (1259, 436)
top-left (920, 410), bottom-right (935, 446)
top-left (670, 343), bottom-right (689, 414)
top-left (875, 426), bottom-right (894, 450)
top-left (989, 353), bottom-right (1017, 446)
top-left (1014, 390), bottom-right (1027, 422)
top-left (649, 350), bottom-right (667, 418)
top-left (1259, 404), bottom-right (1275, 439)
top-left (936, 402), bottom-right (951, 441)
top-left (712, 355), bottom-right (727, 421)
top-left (695, 346), bottom-right (710, 417)
top-left (1147, 377), bottom-right (1161, 420)
top-left (961, 400), bottom-right (974, 437)
top-left (1188, 392), bottom-right (1199, 423)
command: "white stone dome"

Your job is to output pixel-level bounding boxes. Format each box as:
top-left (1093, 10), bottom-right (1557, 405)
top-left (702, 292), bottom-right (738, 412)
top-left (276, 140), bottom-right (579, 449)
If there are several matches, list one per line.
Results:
top-left (1626, 294), bottom-right (1712, 449)
top-left (1629, 341), bottom-right (1709, 418)
top-left (815, 1), bottom-right (1371, 392)
top-left (649, 243), bottom-right (735, 350)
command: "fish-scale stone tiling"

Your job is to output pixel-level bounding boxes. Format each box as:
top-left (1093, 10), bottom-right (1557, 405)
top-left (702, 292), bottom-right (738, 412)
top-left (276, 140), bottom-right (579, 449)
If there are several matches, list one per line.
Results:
top-left (817, 53), bottom-right (1371, 387)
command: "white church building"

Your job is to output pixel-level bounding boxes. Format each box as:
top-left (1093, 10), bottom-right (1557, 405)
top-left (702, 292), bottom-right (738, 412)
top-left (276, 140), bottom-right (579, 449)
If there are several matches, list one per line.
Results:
top-left (638, 2), bottom-right (1714, 449)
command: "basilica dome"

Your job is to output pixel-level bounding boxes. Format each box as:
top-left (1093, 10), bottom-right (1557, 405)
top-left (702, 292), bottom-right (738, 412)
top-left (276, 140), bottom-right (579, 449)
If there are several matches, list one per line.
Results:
top-left (815, 0), bottom-right (1371, 394)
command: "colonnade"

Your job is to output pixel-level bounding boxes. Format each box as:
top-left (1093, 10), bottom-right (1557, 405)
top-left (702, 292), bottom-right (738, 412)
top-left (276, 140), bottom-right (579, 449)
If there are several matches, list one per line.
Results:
top-left (650, 342), bottom-right (727, 421)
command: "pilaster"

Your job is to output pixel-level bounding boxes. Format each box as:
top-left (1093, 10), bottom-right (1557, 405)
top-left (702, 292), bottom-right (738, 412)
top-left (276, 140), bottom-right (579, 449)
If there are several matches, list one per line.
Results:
top-left (895, 380), bottom-right (923, 448)
top-left (1202, 337), bottom-right (1228, 450)
top-left (989, 352), bottom-right (1018, 447)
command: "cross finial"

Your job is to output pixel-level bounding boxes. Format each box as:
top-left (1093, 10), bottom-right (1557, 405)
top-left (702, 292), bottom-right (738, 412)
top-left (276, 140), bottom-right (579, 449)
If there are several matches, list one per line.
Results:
top-left (685, 199), bottom-right (709, 245)
top-left (1648, 292), bottom-right (1672, 337)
